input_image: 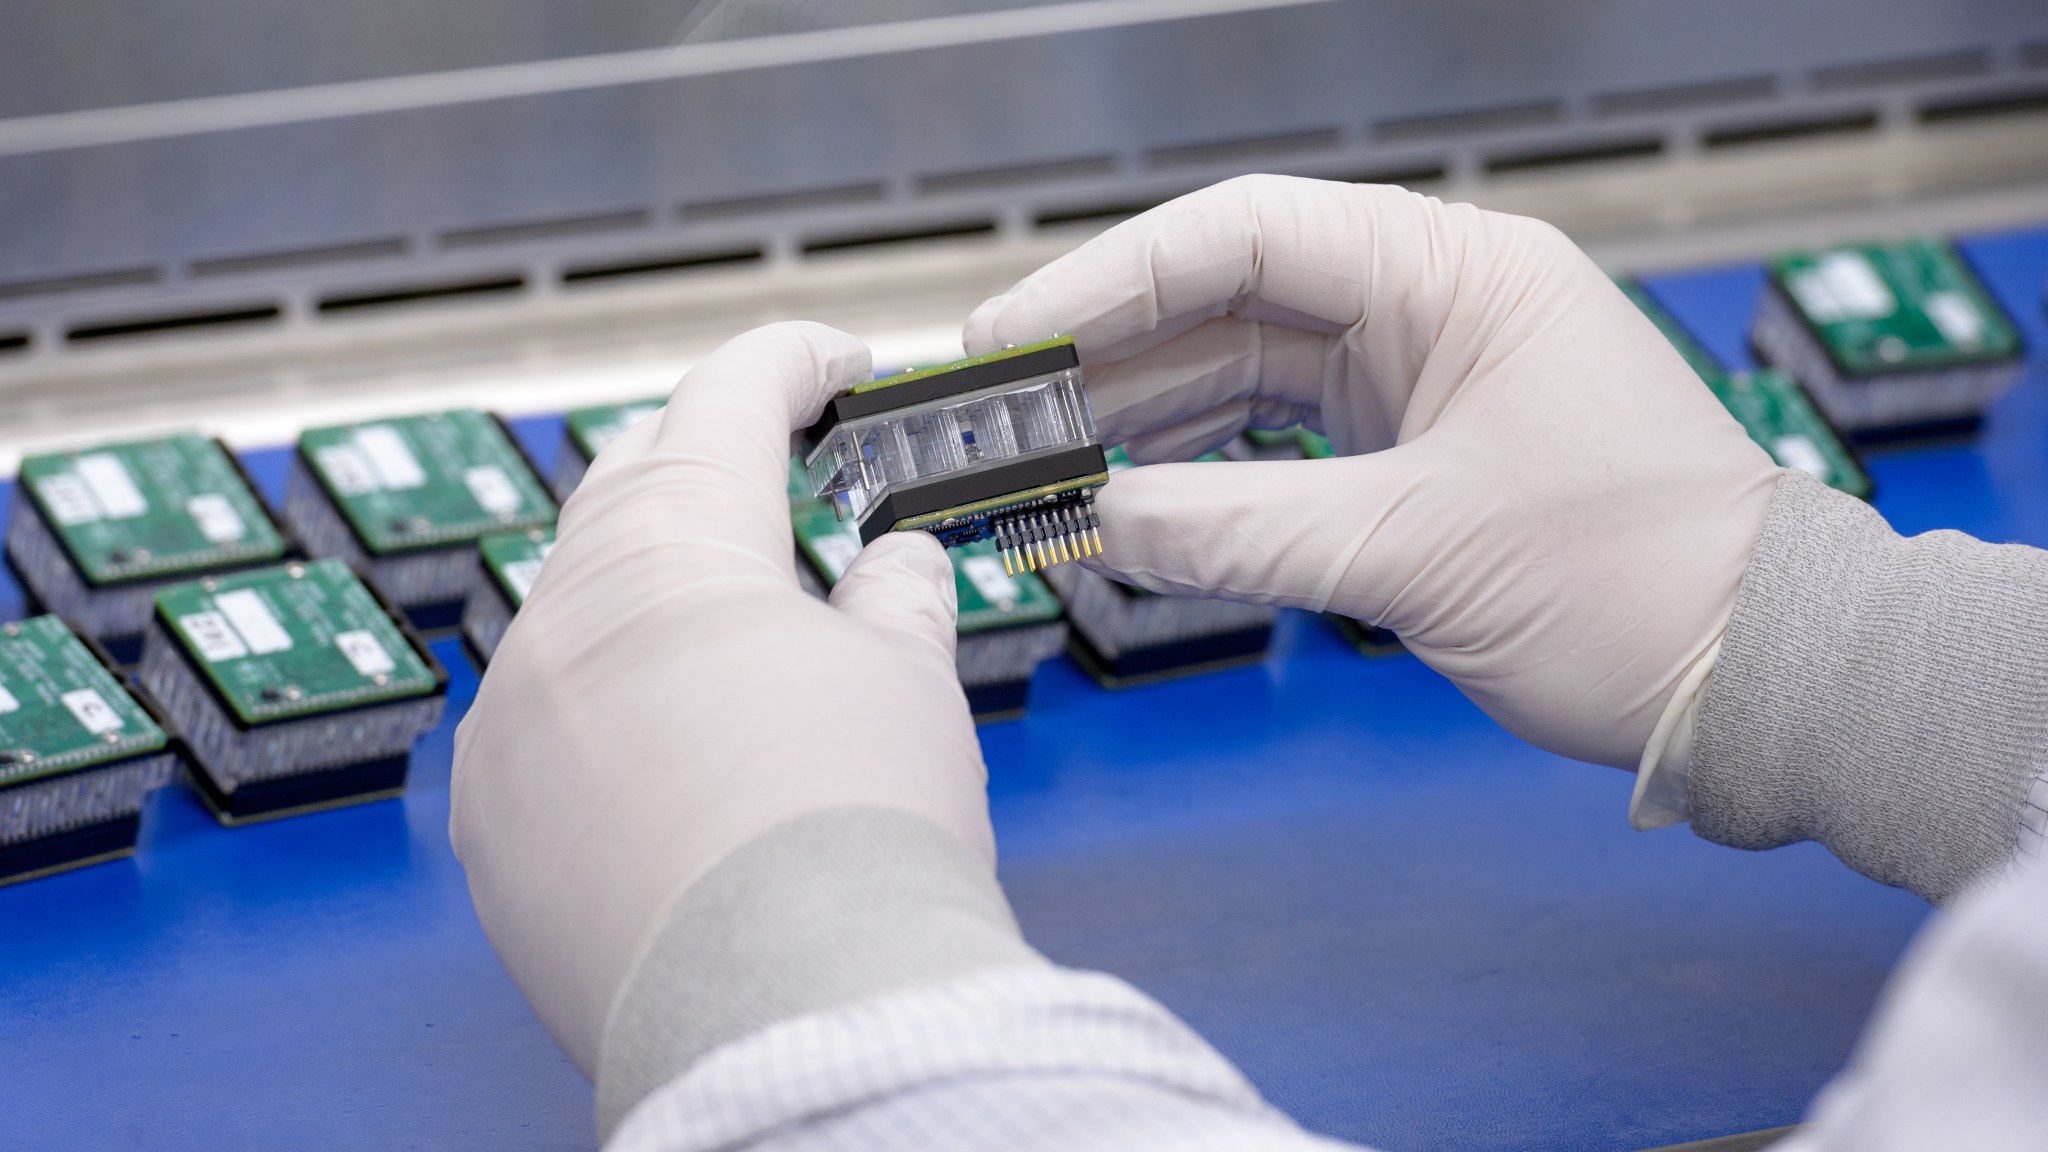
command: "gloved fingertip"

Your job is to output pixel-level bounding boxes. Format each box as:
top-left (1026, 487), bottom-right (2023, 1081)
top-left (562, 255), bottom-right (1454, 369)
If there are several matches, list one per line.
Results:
top-left (830, 532), bottom-right (958, 657)
top-left (961, 297), bottom-right (1007, 357)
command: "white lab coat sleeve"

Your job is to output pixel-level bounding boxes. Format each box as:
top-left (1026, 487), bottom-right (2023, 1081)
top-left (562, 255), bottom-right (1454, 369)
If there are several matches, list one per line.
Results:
top-left (596, 807), bottom-right (1362, 1152)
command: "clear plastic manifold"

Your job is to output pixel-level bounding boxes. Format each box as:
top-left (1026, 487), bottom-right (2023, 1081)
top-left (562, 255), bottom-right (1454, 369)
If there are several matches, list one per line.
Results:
top-left (801, 337), bottom-right (1110, 565)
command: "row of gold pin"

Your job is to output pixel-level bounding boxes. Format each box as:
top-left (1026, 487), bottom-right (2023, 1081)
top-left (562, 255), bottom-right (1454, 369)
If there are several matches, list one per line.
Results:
top-left (995, 504), bottom-right (1103, 575)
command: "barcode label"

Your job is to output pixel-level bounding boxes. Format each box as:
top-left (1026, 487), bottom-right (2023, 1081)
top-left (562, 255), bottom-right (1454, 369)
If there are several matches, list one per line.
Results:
top-left (179, 611), bottom-right (249, 662)
top-left (1790, 253), bottom-right (1895, 322)
top-left (810, 532), bottom-right (863, 581)
top-left (75, 453), bottom-right (149, 520)
top-left (354, 425), bottom-right (428, 490)
top-left (500, 558), bottom-right (544, 603)
top-left (463, 465), bottom-right (522, 518)
top-left (315, 445), bottom-right (380, 495)
top-left (333, 630), bottom-right (395, 677)
top-left (1924, 291), bottom-right (1985, 347)
top-left (214, 589), bottom-right (294, 654)
top-left (1771, 434), bottom-right (1830, 481)
top-left (186, 493), bottom-right (248, 543)
top-left (959, 554), bottom-right (1021, 606)
top-left (61, 688), bottom-right (124, 735)
top-left (34, 473), bottom-right (102, 525)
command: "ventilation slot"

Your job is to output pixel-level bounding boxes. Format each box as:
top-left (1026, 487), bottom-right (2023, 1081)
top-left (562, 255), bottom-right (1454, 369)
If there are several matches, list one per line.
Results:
top-left (1703, 109), bottom-right (1879, 149)
top-left (0, 266), bottom-right (160, 302)
top-left (67, 304), bottom-right (281, 344)
top-left (318, 275), bottom-right (525, 314)
top-left (1374, 101), bottom-right (1562, 143)
top-left (1812, 49), bottom-right (1990, 92)
top-left (440, 209), bottom-right (650, 250)
top-left (191, 237), bottom-right (408, 279)
top-left (1485, 135), bottom-right (1665, 175)
top-left (918, 155), bottom-right (1118, 196)
top-left (1919, 85), bottom-right (2048, 126)
top-left (1595, 74), bottom-right (1779, 117)
top-left (1333, 161), bottom-right (1449, 187)
top-left (682, 182), bottom-right (888, 221)
top-left (801, 220), bottom-right (996, 256)
top-left (0, 332), bottom-right (29, 354)
top-left (1034, 196), bottom-right (1179, 229)
top-left (1144, 127), bottom-right (1342, 170)
top-left (562, 247), bottom-right (764, 285)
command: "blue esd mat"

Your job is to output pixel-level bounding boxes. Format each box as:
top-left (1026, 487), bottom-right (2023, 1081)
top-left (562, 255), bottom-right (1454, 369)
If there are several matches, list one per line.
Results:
top-left (2, 223), bottom-right (2044, 1151)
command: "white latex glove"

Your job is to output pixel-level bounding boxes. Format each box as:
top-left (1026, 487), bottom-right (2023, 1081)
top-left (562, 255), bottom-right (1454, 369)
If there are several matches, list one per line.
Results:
top-left (450, 322), bottom-right (991, 1075)
top-left (966, 175), bottom-right (1781, 775)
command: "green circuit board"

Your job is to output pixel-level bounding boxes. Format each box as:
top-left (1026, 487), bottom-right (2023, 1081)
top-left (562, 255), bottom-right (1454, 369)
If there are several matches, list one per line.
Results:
top-left (19, 433), bottom-right (288, 585)
top-left (790, 499), bottom-right (1061, 633)
top-left (0, 615), bottom-right (167, 787)
top-left (478, 526), bottom-right (556, 609)
top-left (1711, 369), bottom-right (1873, 499)
top-left (1611, 273), bottom-right (1727, 384)
top-left (299, 410), bottom-right (556, 555)
top-left (565, 398), bottom-right (664, 462)
top-left (1768, 238), bottom-right (2022, 376)
top-left (156, 559), bottom-right (438, 725)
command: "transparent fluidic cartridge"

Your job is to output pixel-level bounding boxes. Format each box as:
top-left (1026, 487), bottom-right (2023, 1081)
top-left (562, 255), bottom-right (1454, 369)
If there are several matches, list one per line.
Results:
top-left (803, 337), bottom-right (1109, 573)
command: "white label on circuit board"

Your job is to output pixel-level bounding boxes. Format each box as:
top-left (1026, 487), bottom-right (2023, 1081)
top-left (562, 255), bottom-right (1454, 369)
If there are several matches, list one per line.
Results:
top-left (34, 473), bottom-right (102, 525)
top-left (179, 612), bottom-right (248, 661)
top-left (354, 425), bottom-right (427, 490)
top-left (1770, 435), bottom-right (1830, 480)
top-left (214, 589), bottom-right (293, 655)
top-left (1789, 253), bottom-right (1895, 322)
top-left (315, 445), bottom-right (380, 495)
top-left (61, 688), bottom-right (123, 734)
top-left (186, 494), bottom-right (247, 543)
top-left (0, 682), bottom-right (18, 714)
top-left (464, 465), bottom-right (522, 517)
top-left (588, 405), bottom-right (660, 455)
top-left (333, 630), bottom-right (395, 677)
top-left (960, 554), bottom-right (1021, 606)
top-left (74, 453), bottom-right (149, 520)
top-left (809, 532), bottom-right (863, 581)
top-left (500, 558), bottom-right (545, 602)
top-left (1923, 291), bottom-right (1984, 347)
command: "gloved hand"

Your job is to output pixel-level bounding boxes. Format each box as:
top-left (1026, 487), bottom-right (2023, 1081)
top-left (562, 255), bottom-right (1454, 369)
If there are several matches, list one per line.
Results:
top-left (965, 174), bottom-right (1781, 778)
top-left (450, 322), bottom-right (990, 1075)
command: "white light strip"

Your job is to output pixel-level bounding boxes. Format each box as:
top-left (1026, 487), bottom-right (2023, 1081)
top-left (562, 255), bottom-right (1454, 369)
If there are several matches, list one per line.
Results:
top-left (0, 0), bottom-right (1334, 158)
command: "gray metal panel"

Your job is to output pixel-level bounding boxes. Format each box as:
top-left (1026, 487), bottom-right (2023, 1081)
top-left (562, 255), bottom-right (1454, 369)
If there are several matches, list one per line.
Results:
top-left (1, 0), bottom-right (2045, 357)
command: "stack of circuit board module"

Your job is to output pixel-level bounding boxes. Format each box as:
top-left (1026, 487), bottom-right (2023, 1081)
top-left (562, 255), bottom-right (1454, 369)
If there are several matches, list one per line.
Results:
top-left (1750, 237), bottom-right (2023, 441)
top-left (284, 410), bottom-right (557, 629)
top-left (552, 398), bottom-right (664, 501)
top-left (138, 559), bottom-right (446, 824)
top-left (803, 337), bottom-right (1109, 562)
top-left (462, 525), bottom-right (554, 667)
top-left (1224, 428), bottom-right (1407, 657)
top-left (0, 616), bottom-right (178, 886)
top-left (1616, 274), bottom-right (1873, 499)
top-left (791, 499), bottom-right (1066, 721)
top-left (7, 433), bottom-right (291, 663)
top-left (1042, 447), bottom-right (1275, 686)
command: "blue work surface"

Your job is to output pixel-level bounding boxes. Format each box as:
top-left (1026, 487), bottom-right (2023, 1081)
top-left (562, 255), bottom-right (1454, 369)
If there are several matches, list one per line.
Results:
top-left (4, 225), bottom-right (2046, 1152)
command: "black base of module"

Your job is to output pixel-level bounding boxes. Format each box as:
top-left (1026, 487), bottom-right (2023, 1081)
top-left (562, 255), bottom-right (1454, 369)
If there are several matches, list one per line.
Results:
top-left (1330, 616), bottom-right (1407, 657)
top-left (0, 814), bottom-right (142, 888)
top-left (189, 753), bottom-right (410, 826)
top-left (1846, 413), bottom-right (1984, 450)
top-left (966, 679), bottom-right (1031, 724)
top-left (402, 597), bottom-right (467, 635)
top-left (1067, 623), bottom-right (1273, 688)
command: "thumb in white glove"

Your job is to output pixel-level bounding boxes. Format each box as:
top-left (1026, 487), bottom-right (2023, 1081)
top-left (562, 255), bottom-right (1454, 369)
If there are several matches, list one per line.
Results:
top-left (449, 321), bottom-right (991, 1075)
top-left (966, 175), bottom-right (1780, 776)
